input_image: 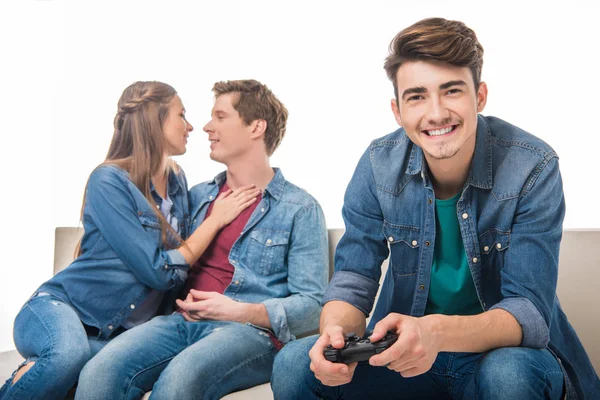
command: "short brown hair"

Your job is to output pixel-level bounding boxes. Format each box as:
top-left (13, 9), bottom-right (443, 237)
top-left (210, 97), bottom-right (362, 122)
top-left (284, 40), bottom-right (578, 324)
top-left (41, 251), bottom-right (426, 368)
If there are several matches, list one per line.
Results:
top-left (384, 17), bottom-right (484, 102)
top-left (212, 79), bottom-right (288, 156)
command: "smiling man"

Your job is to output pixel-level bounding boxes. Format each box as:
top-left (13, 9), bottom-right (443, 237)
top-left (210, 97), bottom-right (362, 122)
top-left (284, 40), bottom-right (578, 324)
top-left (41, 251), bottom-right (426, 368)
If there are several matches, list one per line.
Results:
top-left (271, 18), bottom-right (600, 399)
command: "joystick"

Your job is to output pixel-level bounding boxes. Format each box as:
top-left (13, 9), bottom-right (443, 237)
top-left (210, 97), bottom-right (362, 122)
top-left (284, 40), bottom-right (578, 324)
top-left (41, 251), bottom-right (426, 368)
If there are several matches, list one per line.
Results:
top-left (324, 331), bottom-right (399, 364)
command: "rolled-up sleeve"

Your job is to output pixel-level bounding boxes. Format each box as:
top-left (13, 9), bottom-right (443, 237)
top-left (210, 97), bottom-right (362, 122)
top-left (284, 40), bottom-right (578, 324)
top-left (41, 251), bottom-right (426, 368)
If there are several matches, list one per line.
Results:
top-left (262, 202), bottom-right (329, 343)
top-left (489, 156), bottom-right (565, 348)
top-left (322, 147), bottom-right (390, 316)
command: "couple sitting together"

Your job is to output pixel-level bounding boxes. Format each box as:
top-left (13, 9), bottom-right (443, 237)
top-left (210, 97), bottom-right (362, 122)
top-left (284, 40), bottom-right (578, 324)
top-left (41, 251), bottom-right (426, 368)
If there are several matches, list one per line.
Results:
top-left (2, 17), bottom-right (598, 400)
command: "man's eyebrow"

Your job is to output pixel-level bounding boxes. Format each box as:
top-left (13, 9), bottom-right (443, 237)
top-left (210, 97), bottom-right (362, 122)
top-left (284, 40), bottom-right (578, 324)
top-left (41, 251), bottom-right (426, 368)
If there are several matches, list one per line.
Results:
top-left (439, 80), bottom-right (467, 90)
top-left (401, 86), bottom-right (427, 100)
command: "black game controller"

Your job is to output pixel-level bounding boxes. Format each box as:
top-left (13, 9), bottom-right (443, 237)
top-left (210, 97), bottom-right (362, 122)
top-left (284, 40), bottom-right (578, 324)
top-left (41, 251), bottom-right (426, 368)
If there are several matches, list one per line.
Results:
top-left (324, 331), bottom-right (399, 364)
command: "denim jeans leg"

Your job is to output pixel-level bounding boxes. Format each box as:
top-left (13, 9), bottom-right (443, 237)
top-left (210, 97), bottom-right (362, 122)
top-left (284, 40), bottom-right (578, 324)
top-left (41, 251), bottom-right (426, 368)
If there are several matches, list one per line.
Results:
top-left (76, 314), bottom-right (187, 400)
top-left (149, 321), bottom-right (278, 400)
top-left (461, 347), bottom-right (565, 400)
top-left (1, 295), bottom-right (92, 400)
top-left (271, 335), bottom-right (323, 400)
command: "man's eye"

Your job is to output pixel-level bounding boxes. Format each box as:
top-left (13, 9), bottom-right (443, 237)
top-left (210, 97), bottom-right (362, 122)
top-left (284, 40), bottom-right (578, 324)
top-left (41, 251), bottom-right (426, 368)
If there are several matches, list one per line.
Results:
top-left (408, 95), bottom-right (423, 101)
top-left (446, 89), bottom-right (461, 95)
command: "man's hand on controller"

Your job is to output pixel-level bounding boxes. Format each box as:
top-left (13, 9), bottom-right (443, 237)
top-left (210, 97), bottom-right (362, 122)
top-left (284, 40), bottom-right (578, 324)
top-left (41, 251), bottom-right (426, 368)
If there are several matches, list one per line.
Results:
top-left (368, 313), bottom-right (440, 378)
top-left (309, 325), bottom-right (358, 387)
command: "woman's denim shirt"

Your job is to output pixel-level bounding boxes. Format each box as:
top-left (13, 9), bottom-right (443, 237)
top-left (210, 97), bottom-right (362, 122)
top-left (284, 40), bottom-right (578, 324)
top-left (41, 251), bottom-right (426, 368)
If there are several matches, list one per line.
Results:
top-left (188, 168), bottom-right (329, 344)
top-left (323, 115), bottom-right (599, 399)
top-left (39, 165), bottom-right (190, 339)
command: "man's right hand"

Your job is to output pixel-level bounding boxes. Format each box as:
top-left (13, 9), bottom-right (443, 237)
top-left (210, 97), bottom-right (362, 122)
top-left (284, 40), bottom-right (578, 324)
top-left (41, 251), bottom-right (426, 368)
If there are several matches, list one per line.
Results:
top-left (308, 325), bottom-right (358, 386)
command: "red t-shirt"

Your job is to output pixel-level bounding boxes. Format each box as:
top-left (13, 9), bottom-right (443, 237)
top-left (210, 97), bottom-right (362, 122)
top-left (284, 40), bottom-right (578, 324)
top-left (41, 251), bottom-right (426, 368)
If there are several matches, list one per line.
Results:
top-left (184, 182), bottom-right (260, 295)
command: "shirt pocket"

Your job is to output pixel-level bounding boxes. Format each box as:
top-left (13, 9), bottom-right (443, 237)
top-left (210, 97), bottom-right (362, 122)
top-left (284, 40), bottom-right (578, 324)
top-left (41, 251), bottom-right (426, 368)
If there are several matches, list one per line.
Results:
top-left (382, 222), bottom-right (420, 276)
top-left (478, 229), bottom-right (511, 280)
top-left (246, 229), bottom-right (290, 275)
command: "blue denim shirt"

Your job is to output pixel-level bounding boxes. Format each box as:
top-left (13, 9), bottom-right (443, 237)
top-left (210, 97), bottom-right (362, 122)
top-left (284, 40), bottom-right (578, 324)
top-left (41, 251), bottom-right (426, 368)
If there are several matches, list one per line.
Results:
top-left (188, 168), bottom-right (328, 344)
top-left (323, 115), bottom-right (599, 399)
top-left (40, 165), bottom-right (190, 339)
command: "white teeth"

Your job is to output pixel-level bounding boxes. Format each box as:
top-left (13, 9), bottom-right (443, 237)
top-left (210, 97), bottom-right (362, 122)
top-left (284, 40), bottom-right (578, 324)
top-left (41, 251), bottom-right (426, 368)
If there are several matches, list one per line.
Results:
top-left (427, 127), bottom-right (453, 136)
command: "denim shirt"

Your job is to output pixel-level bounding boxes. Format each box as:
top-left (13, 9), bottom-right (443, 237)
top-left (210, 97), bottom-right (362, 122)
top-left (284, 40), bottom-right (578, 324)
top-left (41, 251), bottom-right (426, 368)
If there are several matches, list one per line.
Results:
top-left (188, 168), bottom-right (328, 344)
top-left (40, 165), bottom-right (190, 339)
top-left (323, 115), bottom-right (599, 399)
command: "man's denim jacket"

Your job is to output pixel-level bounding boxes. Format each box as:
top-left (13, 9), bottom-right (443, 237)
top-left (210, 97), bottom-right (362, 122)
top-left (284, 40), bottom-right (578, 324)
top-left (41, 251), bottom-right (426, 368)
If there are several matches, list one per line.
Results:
top-left (323, 115), bottom-right (599, 399)
top-left (40, 165), bottom-right (191, 339)
top-left (188, 168), bottom-right (329, 344)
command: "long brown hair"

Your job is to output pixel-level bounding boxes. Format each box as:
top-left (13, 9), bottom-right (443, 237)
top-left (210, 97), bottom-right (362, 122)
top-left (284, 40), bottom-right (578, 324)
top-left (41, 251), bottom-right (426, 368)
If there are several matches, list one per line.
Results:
top-left (75, 81), bottom-right (182, 256)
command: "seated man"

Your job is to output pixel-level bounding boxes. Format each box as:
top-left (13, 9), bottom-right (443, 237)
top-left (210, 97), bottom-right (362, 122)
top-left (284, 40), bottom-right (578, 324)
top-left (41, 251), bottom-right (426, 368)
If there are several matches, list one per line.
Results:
top-left (271, 17), bottom-right (600, 400)
top-left (76, 79), bottom-right (329, 400)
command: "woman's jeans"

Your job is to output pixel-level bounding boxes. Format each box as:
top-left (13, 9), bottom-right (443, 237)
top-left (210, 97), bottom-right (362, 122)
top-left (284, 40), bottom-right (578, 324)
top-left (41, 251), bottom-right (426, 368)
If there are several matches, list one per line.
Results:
top-left (75, 313), bottom-right (279, 400)
top-left (271, 334), bottom-right (565, 400)
top-left (0, 293), bottom-right (111, 400)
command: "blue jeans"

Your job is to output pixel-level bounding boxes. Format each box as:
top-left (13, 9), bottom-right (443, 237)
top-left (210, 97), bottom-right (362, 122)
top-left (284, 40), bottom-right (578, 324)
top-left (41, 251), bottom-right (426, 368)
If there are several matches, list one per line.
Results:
top-left (75, 313), bottom-right (279, 400)
top-left (0, 293), bottom-right (111, 400)
top-left (271, 334), bottom-right (565, 400)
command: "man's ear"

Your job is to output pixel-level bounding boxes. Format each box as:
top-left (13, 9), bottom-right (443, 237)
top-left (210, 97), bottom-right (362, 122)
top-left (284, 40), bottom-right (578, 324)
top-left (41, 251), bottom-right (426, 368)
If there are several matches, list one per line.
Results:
top-left (477, 81), bottom-right (488, 112)
top-left (391, 98), bottom-right (403, 126)
top-left (250, 119), bottom-right (267, 139)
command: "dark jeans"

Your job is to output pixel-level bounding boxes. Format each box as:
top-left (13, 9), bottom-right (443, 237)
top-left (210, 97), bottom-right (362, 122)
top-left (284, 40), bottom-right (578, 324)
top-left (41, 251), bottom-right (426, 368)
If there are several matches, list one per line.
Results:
top-left (271, 334), bottom-right (564, 400)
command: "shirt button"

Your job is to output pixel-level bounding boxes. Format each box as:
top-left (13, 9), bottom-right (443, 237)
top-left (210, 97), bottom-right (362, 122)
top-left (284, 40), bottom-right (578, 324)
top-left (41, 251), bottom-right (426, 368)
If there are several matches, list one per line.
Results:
top-left (462, 213), bottom-right (469, 219)
top-left (484, 246), bottom-right (489, 252)
top-left (209, 195), bottom-right (214, 200)
top-left (266, 239), bottom-right (272, 245)
top-left (411, 240), bottom-right (418, 246)
top-left (156, 204), bottom-right (160, 209)
top-left (232, 260), bottom-right (237, 265)
top-left (496, 243), bottom-right (502, 249)
top-left (130, 304), bottom-right (135, 309)
top-left (234, 280), bottom-right (240, 285)
top-left (388, 236), bottom-right (394, 242)
top-left (419, 284), bottom-right (425, 290)
top-left (164, 265), bottom-right (168, 270)
top-left (108, 325), bottom-right (114, 330)
top-left (425, 241), bottom-right (431, 246)
top-left (428, 198), bottom-right (432, 204)
top-left (472, 257), bottom-right (478, 263)
top-left (261, 208), bottom-right (265, 212)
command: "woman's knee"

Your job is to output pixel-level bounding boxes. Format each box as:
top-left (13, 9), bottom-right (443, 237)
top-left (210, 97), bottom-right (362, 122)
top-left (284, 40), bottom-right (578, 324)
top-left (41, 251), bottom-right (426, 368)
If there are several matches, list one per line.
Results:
top-left (11, 361), bottom-right (35, 385)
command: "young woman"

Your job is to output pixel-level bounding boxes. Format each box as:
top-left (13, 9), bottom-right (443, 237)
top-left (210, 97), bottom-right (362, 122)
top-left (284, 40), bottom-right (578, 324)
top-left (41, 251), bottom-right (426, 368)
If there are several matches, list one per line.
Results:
top-left (0, 81), bottom-right (260, 400)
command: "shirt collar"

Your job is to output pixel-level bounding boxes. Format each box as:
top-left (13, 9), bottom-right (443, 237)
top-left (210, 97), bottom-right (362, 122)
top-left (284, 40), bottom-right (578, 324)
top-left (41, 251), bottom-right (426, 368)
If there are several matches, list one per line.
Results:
top-left (212, 167), bottom-right (285, 201)
top-left (149, 168), bottom-right (183, 198)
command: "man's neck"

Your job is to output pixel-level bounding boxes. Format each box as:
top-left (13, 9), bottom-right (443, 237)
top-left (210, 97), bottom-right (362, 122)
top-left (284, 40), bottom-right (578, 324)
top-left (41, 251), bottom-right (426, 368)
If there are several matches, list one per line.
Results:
top-left (225, 156), bottom-right (274, 191)
top-left (426, 145), bottom-right (474, 200)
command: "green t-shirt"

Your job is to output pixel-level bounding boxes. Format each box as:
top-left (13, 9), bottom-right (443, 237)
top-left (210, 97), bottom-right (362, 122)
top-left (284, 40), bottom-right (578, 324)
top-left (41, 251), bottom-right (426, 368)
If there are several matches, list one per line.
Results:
top-left (425, 192), bottom-right (483, 316)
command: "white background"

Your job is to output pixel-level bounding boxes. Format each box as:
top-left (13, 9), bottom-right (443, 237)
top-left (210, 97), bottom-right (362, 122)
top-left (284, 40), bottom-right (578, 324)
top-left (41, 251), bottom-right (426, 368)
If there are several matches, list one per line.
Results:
top-left (1, 0), bottom-right (598, 351)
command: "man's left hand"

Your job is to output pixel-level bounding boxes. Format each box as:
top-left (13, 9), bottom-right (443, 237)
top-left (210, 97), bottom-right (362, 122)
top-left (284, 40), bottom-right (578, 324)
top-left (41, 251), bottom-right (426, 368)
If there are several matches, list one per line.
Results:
top-left (368, 313), bottom-right (440, 378)
top-left (175, 289), bottom-right (244, 322)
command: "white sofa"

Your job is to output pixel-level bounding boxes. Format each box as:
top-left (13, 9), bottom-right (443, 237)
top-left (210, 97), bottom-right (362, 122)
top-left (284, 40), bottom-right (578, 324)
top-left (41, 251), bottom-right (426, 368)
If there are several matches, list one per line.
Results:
top-left (0, 228), bottom-right (598, 399)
